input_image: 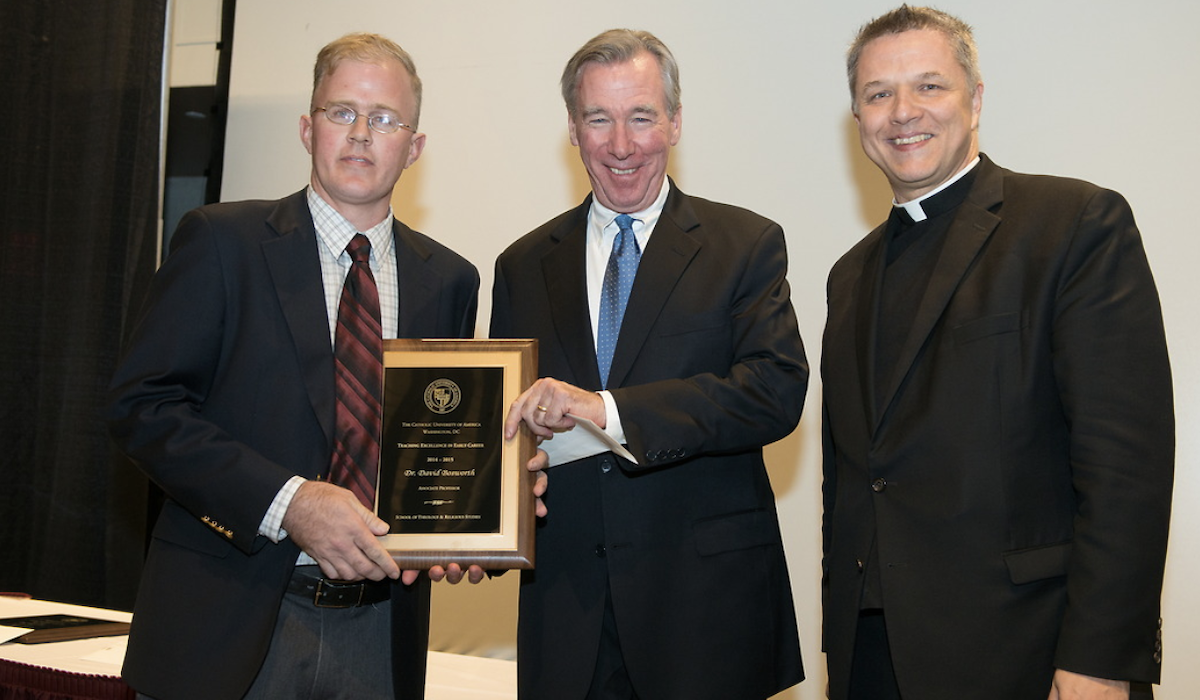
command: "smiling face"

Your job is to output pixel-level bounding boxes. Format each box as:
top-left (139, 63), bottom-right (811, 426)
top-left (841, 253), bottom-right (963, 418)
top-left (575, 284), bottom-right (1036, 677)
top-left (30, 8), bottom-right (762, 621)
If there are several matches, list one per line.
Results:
top-left (299, 58), bottom-right (425, 230)
top-left (854, 29), bottom-right (982, 203)
top-left (568, 52), bottom-right (682, 214)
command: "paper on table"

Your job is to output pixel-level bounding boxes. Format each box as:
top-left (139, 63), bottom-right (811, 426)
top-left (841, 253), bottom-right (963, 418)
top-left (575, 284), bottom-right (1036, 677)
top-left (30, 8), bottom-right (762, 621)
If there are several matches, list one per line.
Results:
top-left (540, 413), bottom-right (637, 467)
top-left (0, 625), bottom-right (29, 644)
top-left (81, 639), bottom-right (128, 666)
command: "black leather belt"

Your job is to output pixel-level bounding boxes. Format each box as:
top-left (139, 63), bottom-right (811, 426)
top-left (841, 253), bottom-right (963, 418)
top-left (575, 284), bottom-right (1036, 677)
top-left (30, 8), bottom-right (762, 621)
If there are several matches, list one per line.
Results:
top-left (287, 567), bottom-right (391, 608)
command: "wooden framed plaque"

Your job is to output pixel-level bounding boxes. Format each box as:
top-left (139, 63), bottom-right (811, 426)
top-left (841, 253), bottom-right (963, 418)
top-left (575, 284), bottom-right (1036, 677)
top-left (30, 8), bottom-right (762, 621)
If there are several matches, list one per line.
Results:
top-left (376, 338), bottom-right (537, 569)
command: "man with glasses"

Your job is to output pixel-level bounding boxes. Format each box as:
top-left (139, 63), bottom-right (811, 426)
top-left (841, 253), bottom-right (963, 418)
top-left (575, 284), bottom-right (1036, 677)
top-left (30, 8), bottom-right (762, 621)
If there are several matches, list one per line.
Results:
top-left (109, 33), bottom-right (543, 700)
top-left (491, 28), bottom-right (807, 699)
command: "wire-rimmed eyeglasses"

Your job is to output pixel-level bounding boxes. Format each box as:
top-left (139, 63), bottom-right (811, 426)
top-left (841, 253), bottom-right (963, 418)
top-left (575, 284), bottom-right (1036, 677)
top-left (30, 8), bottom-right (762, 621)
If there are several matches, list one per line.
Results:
top-left (312, 104), bottom-right (416, 134)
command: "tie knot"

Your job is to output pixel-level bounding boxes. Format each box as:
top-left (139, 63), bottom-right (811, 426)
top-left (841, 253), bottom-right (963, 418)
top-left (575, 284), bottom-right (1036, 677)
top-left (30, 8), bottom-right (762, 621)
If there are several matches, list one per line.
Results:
top-left (346, 233), bottom-right (372, 264)
top-left (613, 214), bottom-right (639, 257)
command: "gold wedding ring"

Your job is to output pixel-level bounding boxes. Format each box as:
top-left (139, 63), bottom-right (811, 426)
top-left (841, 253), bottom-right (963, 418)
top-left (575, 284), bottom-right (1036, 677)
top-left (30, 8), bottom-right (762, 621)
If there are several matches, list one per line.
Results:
top-left (536, 405), bottom-right (549, 412)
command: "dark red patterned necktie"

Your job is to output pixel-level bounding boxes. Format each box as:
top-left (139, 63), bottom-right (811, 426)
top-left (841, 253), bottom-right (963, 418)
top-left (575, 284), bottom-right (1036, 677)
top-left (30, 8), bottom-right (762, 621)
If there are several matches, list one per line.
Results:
top-left (328, 234), bottom-right (383, 509)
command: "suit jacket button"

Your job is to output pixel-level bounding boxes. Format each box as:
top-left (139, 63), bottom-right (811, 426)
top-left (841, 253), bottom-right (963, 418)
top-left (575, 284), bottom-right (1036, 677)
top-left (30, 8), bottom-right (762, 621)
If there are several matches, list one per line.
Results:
top-left (595, 545), bottom-right (606, 558)
top-left (871, 478), bottom-right (887, 493)
top-left (856, 559), bottom-right (865, 572)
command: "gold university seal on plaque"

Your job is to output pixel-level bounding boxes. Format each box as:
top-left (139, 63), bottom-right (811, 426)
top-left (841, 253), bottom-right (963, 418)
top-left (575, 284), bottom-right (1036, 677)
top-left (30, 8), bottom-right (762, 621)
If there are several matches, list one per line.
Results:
top-left (423, 378), bottom-right (462, 414)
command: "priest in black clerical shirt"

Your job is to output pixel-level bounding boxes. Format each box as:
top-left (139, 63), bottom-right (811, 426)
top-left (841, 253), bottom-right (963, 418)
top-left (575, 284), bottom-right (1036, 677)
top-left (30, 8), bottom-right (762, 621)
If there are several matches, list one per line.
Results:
top-left (820, 7), bottom-right (1173, 700)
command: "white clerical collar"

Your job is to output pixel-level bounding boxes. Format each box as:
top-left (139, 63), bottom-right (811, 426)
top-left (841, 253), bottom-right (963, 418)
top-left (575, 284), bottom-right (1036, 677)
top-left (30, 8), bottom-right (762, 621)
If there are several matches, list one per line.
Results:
top-left (895, 156), bottom-right (981, 223)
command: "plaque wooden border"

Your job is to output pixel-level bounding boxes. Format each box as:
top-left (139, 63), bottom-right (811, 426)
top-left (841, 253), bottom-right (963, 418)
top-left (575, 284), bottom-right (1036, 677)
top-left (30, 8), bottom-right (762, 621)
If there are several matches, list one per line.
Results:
top-left (376, 338), bottom-right (536, 569)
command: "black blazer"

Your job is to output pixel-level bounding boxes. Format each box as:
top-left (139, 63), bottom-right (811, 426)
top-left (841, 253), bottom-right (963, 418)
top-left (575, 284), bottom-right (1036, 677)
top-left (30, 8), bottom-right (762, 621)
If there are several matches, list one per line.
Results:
top-left (108, 190), bottom-right (479, 700)
top-left (491, 182), bottom-right (808, 699)
top-left (820, 156), bottom-right (1174, 699)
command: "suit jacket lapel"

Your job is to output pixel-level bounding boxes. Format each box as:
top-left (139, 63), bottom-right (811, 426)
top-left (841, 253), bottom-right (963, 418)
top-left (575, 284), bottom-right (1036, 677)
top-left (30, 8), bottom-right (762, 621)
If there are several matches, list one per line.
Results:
top-left (854, 224), bottom-right (886, 428)
top-left (607, 182), bottom-right (700, 389)
top-left (262, 190), bottom-right (336, 447)
top-left (542, 199), bottom-right (603, 389)
top-left (873, 160), bottom-right (1004, 433)
top-left (392, 220), bottom-right (442, 338)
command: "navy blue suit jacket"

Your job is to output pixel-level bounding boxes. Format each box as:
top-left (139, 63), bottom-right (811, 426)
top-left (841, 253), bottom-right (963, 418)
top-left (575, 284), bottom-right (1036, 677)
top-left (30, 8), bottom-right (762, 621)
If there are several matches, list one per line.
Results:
top-left (109, 190), bottom-right (478, 700)
top-left (821, 156), bottom-right (1173, 699)
top-left (491, 182), bottom-right (808, 699)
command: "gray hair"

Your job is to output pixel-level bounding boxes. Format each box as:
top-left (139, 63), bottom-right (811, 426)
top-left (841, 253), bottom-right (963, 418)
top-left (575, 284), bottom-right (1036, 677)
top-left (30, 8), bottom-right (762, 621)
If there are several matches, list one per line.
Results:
top-left (561, 29), bottom-right (681, 119)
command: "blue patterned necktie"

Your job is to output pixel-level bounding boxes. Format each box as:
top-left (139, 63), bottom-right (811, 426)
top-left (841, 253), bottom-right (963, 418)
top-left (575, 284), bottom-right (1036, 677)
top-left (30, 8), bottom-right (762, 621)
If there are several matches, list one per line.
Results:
top-left (597, 214), bottom-right (641, 388)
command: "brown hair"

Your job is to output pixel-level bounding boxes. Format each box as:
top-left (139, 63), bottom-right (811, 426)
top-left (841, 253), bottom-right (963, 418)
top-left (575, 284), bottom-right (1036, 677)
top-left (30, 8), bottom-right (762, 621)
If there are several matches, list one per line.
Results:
top-left (847, 5), bottom-right (980, 114)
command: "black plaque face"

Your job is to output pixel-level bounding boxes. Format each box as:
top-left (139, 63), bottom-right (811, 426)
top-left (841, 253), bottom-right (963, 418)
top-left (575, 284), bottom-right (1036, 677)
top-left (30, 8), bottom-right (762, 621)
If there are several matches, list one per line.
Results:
top-left (378, 367), bottom-right (503, 534)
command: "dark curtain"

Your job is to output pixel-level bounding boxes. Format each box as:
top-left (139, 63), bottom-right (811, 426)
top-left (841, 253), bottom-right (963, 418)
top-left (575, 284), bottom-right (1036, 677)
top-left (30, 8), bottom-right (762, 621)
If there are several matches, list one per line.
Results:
top-left (0, 0), bottom-right (166, 611)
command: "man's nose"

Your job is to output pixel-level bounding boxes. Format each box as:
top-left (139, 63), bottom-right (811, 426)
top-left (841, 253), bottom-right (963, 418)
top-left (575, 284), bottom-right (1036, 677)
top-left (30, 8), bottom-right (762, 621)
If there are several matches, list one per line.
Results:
top-left (890, 89), bottom-right (920, 125)
top-left (347, 114), bottom-right (373, 143)
top-left (608, 122), bottom-right (634, 158)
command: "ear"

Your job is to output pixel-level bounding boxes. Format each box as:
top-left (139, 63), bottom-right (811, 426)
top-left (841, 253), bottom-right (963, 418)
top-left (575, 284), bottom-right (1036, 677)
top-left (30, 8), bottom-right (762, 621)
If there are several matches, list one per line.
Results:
top-left (970, 82), bottom-right (984, 130)
top-left (404, 132), bottom-right (427, 169)
top-left (300, 113), bottom-right (314, 154)
top-left (668, 104), bottom-right (682, 146)
top-left (567, 111), bottom-right (580, 147)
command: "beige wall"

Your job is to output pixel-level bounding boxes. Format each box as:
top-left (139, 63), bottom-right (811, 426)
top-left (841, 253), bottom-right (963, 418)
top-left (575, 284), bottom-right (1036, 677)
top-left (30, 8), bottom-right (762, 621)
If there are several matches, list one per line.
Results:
top-left (167, 0), bottom-right (221, 88)
top-left (218, 1), bottom-right (1200, 697)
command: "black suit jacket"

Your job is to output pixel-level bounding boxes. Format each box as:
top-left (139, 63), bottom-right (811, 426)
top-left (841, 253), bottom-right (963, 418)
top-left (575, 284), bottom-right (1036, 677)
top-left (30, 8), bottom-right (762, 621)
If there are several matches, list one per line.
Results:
top-left (108, 190), bottom-right (479, 700)
top-left (491, 182), bottom-right (808, 699)
top-left (821, 156), bottom-right (1174, 699)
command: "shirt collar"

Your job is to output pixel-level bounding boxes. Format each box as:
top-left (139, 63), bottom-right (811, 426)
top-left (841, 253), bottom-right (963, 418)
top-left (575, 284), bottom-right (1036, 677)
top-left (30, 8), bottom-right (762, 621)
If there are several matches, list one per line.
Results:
top-left (588, 177), bottom-right (670, 236)
top-left (306, 187), bottom-right (395, 261)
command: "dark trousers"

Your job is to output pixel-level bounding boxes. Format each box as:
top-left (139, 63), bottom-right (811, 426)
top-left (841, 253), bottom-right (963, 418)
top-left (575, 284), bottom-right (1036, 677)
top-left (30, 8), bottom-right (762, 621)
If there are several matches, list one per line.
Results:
top-left (243, 574), bottom-right (395, 700)
top-left (135, 591), bottom-right (393, 700)
top-left (848, 610), bottom-right (902, 700)
top-left (586, 589), bottom-right (640, 700)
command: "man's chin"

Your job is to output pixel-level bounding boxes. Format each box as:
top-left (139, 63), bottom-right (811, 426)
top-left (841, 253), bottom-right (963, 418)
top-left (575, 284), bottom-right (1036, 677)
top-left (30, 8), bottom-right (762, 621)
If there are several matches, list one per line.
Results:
top-left (594, 180), bottom-right (654, 213)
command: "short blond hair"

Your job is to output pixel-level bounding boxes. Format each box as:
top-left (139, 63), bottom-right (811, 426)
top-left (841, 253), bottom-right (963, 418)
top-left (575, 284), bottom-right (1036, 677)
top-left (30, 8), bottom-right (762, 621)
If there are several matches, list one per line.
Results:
top-left (312, 33), bottom-right (423, 127)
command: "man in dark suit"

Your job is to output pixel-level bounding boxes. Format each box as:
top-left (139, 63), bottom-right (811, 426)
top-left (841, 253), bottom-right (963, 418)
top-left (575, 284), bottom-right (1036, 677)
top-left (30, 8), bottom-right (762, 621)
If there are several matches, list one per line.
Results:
top-left (108, 33), bottom-right (519, 700)
top-left (821, 7), bottom-right (1174, 700)
top-left (490, 28), bottom-right (807, 700)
